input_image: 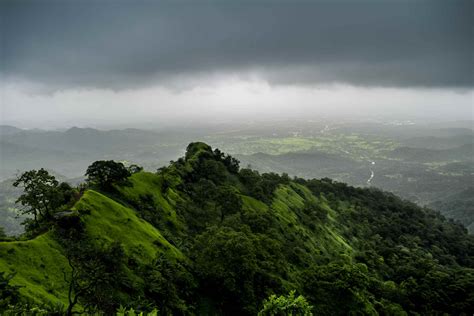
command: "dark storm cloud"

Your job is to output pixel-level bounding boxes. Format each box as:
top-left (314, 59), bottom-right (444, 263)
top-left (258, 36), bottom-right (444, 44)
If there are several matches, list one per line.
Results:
top-left (1, 0), bottom-right (472, 89)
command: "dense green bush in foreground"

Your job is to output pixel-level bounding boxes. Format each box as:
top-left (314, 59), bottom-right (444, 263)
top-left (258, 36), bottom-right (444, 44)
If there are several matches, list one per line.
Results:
top-left (0, 142), bottom-right (473, 315)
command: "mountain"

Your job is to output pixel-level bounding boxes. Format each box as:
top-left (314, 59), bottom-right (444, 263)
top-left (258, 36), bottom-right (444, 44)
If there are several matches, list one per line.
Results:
top-left (0, 125), bottom-right (24, 136)
top-left (0, 140), bottom-right (89, 181)
top-left (0, 127), bottom-right (192, 180)
top-left (390, 144), bottom-right (474, 162)
top-left (401, 134), bottom-right (474, 150)
top-left (429, 187), bottom-right (474, 234)
top-left (236, 148), bottom-right (473, 231)
top-left (0, 142), bottom-right (472, 315)
top-left (237, 151), bottom-right (363, 183)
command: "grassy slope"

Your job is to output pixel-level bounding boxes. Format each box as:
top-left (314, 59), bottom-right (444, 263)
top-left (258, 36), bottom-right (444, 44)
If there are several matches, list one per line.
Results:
top-left (74, 190), bottom-right (182, 262)
top-left (0, 178), bottom-right (182, 306)
top-left (0, 233), bottom-right (69, 305)
top-left (272, 183), bottom-right (352, 256)
top-left (241, 180), bottom-right (352, 260)
top-left (116, 172), bottom-right (183, 230)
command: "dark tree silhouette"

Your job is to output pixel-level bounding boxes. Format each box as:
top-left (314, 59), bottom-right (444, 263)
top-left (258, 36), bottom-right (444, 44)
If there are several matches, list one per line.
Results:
top-left (13, 169), bottom-right (61, 225)
top-left (85, 160), bottom-right (131, 190)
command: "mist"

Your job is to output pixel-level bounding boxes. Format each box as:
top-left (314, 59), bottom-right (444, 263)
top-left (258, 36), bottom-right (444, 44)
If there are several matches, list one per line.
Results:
top-left (2, 79), bottom-right (472, 129)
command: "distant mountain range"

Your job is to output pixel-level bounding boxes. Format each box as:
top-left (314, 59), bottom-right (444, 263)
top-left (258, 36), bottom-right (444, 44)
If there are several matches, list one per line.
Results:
top-left (0, 125), bottom-right (24, 135)
top-left (391, 143), bottom-right (474, 162)
top-left (0, 126), bottom-right (194, 179)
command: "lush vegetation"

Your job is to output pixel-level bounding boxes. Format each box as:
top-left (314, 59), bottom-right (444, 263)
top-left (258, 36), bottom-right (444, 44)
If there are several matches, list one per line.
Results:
top-left (0, 142), bottom-right (473, 315)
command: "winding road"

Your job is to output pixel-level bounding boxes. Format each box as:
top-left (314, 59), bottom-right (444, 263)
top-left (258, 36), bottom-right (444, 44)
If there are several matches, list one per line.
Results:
top-left (367, 161), bottom-right (375, 185)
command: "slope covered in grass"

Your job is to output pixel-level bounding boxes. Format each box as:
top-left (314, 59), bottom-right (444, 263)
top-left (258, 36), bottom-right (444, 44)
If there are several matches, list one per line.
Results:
top-left (74, 190), bottom-right (182, 262)
top-left (0, 233), bottom-right (69, 305)
top-left (0, 186), bottom-right (183, 308)
top-left (271, 183), bottom-right (352, 257)
top-left (116, 171), bottom-right (184, 231)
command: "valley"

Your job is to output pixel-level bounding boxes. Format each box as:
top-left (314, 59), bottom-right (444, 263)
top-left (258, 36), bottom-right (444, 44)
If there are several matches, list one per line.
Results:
top-left (1, 119), bottom-right (472, 235)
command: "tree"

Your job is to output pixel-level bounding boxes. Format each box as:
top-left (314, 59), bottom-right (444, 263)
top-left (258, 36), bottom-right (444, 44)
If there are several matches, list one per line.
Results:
top-left (63, 240), bottom-right (126, 315)
top-left (214, 185), bottom-right (242, 222)
top-left (142, 254), bottom-right (195, 314)
top-left (302, 200), bottom-right (328, 222)
top-left (13, 169), bottom-right (61, 225)
top-left (239, 168), bottom-right (265, 199)
top-left (194, 159), bottom-right (227, 185)
top-left (0, 271), bottom-right (21, 312)
top-left (258, 291), bottom-right (313, 316)
top-left (302, 262), bottom-right (376, 315)
top-left (127, 164), bottom-right (143, 174)
top-left (189, 178), bottom-right (217, 208)
top-left (192, 226), bottom-right (259, 314)
top-left (222, 154), bottom-right (240, 174)
top-left (85, 160), bottom-right (131, 190)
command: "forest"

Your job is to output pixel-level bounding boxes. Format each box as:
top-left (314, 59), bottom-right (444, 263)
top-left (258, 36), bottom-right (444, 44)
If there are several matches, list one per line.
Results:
top-left (0, 142), bottom-right (473, 315)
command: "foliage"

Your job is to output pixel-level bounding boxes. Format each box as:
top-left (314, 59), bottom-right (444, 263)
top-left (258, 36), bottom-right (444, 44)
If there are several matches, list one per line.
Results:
top-left (0, 304), bottom-right (61, 316)
top-left (302, 262), bottom-right (376, 315)
top-left (128, 164), bottom-right (144, 174)
top-left (72, 242), bottom-right (126, 314)
top-left (258, 290), bottom-right (313, 316)
top-left (239, 168), bottom-right (290, 204)
top-left (141, 255), bottom-right (195, 315)
top-left (214, 185), bottom-right (243, 222)
top-left (116, 305), bottom-right (159, 316)
top-left (0, 271), bottom-right (21, 312)
top-left (60, 227), bottom-right (128, 316)
top-left (1, 142), bottom-right (473, 315)
top-left (192, 226), bottom-right (259, 314)
top-left (85, 160), bottom-right (131, 191)
top-left (12, 169), bottom-right (72, 228)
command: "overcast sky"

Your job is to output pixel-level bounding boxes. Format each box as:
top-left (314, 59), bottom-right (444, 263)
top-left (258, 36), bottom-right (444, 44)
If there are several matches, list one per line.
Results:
top-left (1, 0), bottom-right (473, 128)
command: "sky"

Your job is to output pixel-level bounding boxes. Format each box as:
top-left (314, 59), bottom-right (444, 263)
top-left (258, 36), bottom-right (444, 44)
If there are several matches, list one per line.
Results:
top-left (1, 0), bottom-right (473, 128)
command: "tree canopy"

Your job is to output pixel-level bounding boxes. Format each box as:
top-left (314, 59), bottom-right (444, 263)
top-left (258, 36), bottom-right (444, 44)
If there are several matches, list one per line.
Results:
top-left (12, 169), bottom-right (74, 231)
top-left (258, 291), bottom-right (313, 316)
top-left (85, 160), bottom-right (131, 190)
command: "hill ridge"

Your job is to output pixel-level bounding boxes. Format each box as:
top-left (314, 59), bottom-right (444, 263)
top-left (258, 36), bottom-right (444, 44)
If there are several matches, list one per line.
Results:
top-left (0, 142), bottom-right (472, 315)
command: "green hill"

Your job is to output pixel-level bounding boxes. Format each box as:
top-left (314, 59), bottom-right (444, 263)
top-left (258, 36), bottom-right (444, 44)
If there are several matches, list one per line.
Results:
top-left (0, 189), bottom-right (182, 307)
top-left (391, 143), bottom-right (474, 162)
top-left (0, 142), bottom-right (473, 315)
top-left (429, 187), bottom-right (474, 234)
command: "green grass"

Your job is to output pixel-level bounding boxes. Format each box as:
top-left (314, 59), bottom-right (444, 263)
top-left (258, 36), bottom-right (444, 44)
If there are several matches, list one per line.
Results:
top-left (207, 134), bottom-right (399, 160)
top-left (74, 190), bottom-right (183, 263)
top-left (241, 195), bottom-right (269, 213)
top-left (0, 233), bottom-right (70, 306)
top-left (116, 172), bottom-right (183, 230)
top-left (239, 180), bottom-right (351, 260)
top-left (0, 176), bottom-right (184, 306)
top-left (271, 184), bottom-right (352, 258)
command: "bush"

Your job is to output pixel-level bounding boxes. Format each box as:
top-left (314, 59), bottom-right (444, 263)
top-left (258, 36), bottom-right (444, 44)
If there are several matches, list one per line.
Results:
top-left (258, 290), bottom-right (313, 316)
